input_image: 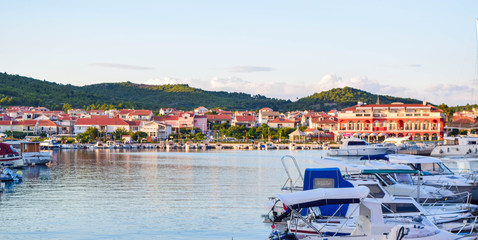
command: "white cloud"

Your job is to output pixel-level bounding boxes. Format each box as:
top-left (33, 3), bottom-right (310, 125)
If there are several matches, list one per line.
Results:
top-left (425, 84), bottom-right (473, 105)
top-left (314, 74), bottom-right (407, 95)
top-left (142, 75), bottom-right (473, 105)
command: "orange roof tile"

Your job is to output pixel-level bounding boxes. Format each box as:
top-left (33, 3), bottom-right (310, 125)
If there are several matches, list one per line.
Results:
top-left (75, 118), bottom-right (128, 126)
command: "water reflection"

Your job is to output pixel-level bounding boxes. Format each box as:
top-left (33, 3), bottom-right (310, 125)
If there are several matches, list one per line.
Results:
top-left (0, 149), bottom-right (327, 239)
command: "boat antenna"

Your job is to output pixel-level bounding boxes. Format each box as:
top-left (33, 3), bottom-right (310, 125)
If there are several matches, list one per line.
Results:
top-left (472, 19), bottom-right (478, 105)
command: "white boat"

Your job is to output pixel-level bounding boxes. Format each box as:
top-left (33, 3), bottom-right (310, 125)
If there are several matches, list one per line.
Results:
top-left (431, 136), bottom-right (478, 157)
top-left (328, 138), bottom-right (392, 156)
top-left (361, 160), bottom-right (464, 203)
top-left (441, 156), bottom-right (478, 180)
top-left (5, 141), bottom-right (51, 166)
top-left (383, 136), bottom-right (410, 149)
top-left (266, 159), bottom-right (478, 235)
top-left (274, 186), bottom-right (460, 240)
top-left (92, 141), bottom-right (105, 149)
top-left (40, 138), bottom-right (60, 150)
top-left (104, 141), bottom-right (115, 149)
top-left (0, 142), bottom-right (24, 168)
top-left (385, 154), bottom-right (478, 201)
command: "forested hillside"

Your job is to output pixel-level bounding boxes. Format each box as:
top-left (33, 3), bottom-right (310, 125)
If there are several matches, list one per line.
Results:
top-left (0, 72), bottom-right (425, 111)
top-left (294, 87), bottom-right (422, 111)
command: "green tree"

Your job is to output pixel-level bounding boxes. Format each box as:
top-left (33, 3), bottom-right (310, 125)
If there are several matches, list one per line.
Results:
top-left (62, 103), bottom-right (72, 113)
top-left (112, 127), bottom-right (129, 140)
top-left (84, 127), bottom-right (99, 140)
top-left (132, 131), bottom-right (148, 141)
top-left (437, 103), bottom-right (454, 123)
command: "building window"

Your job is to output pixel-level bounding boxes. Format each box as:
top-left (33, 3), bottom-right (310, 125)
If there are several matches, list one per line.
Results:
top-left (356, 121), bottom-right (362, 130)
top-left (422, 120), bottom-right (429, 130)
top-left (414, 121), bottom-right (421, 130)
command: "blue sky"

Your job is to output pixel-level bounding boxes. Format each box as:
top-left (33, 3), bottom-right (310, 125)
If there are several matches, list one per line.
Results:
top-left (1, 1), bottom-right (477, 105)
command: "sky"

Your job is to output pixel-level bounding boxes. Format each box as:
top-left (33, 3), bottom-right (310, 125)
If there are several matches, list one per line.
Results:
top-left (1, 1), bottom-right (478, 106)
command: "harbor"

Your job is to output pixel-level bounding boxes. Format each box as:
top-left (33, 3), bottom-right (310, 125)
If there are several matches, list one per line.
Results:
top-left (2, 146), bottom-right (478, 239)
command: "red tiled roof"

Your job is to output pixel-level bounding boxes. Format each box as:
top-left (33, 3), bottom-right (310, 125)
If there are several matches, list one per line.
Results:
top-left (38, 120), bottom-right (57, 126)
top-left (20, 120), bottom-right (38, 125)
top-left (312, 118), bottom-right (337, 124)
top-left (304, 128), bottom-right (318, 133)
top-left (269, 118), bottom-right (295, 123)
top-left (207, 115), bottom-right (232, 120)
top-left (58, 115), bottom-right (72, 120)
top-left (129, 110), bottom-right (152, 116)
top-left (152, 116), bottom-right (179, 121)
top-left (217, 110), bottom-right (233, 115)
top-left (124, 120), bottom-right (141, 126)
top-left (90, 115), bottom-right (110, 118)
top-left (451, 118), bottom-right (475, 124)
top-left (75, 118), bottom-right (128, 126)
top-left (0, 120), bottom-right (11, 125)
top-left (235, 116), bottom-right (256, 122)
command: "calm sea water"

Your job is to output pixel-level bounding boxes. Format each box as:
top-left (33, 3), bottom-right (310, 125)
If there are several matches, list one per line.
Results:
top-left (0, 149), bottom-right (327, 240)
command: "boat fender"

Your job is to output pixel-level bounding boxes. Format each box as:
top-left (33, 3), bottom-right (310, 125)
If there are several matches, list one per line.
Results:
top-left (439, 149), bottom-right (443, 154)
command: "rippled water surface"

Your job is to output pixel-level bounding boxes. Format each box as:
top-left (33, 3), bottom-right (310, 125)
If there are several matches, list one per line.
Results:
top-left (0, 150), bottom-right (326, 240)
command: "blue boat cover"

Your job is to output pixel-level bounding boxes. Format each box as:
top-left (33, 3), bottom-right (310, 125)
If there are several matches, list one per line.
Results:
top-left (302, 168), bottom-right (354, 217)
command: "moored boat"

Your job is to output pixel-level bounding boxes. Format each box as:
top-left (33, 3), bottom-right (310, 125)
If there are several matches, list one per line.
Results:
top-left (5, 140), bottom-right (51, 166)
top-left (431, 136), bottom-right (478, 157)
top-left (328, 138), bottom-right (392, 156)
top-left (0, 142), bottom-right (24, 168)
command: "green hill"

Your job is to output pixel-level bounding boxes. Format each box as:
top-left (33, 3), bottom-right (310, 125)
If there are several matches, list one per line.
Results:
top-left (0, 72), bottom-right (424, 111)
top-left (0, 72), bottom-right (290, 111)
top-left (294, 87), bottom-right (423, 111)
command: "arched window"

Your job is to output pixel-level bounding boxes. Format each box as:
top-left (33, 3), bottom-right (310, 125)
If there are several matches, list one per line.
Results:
top-left (405, 121), bottom-right (412, 130)
top-left (422, 120), bottom-right (430, 130)
top-left (414, 133), bottom-right (421, 140)
top-left (423, 133), bottom-right (430, 141)
top-left (414, 120), bottom-right (421, 130)
top-left (389, 120), bottom-right (396, 130)
top-left (374, 120), bottom-right (380, 127)
top-left (348, 121), bottom-right (354, 130)
top-left (381, 120), bottom-right (387, 127)
top-left (356, 121), bottom-right (362, 130)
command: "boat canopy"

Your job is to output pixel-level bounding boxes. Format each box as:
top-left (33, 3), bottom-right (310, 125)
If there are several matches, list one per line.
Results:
top-left (277, 186), bottom-right (370, 209)
top-left (0, 143), bottom-right (18, 155)
top-left (387, 154), bottom-right (442, 164)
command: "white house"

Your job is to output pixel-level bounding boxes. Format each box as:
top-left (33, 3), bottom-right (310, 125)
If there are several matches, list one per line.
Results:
top-left (74, 118), bottom-right (129, 134)
top-left (140, 121), bottom-right (171, 140)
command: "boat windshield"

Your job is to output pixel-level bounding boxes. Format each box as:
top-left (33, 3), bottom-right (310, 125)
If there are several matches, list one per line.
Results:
top-left (381, 203), bottom-right (420, 214)
top-left (347, 141), bottom-right (367, 146)
top-left (359, 184), bottom-right (385, 198)
top-left (409, 162), bottom-right (454, 175)
top-left (377, 173), bottom-right (397, 185)
top-left (393, 173), bottom-right (414, 185)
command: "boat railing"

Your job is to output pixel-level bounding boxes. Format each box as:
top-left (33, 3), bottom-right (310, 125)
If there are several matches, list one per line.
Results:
top-left (280, 155), bottom-right (303, 192)
top-left (456, 216), bottom-right (478, 235)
